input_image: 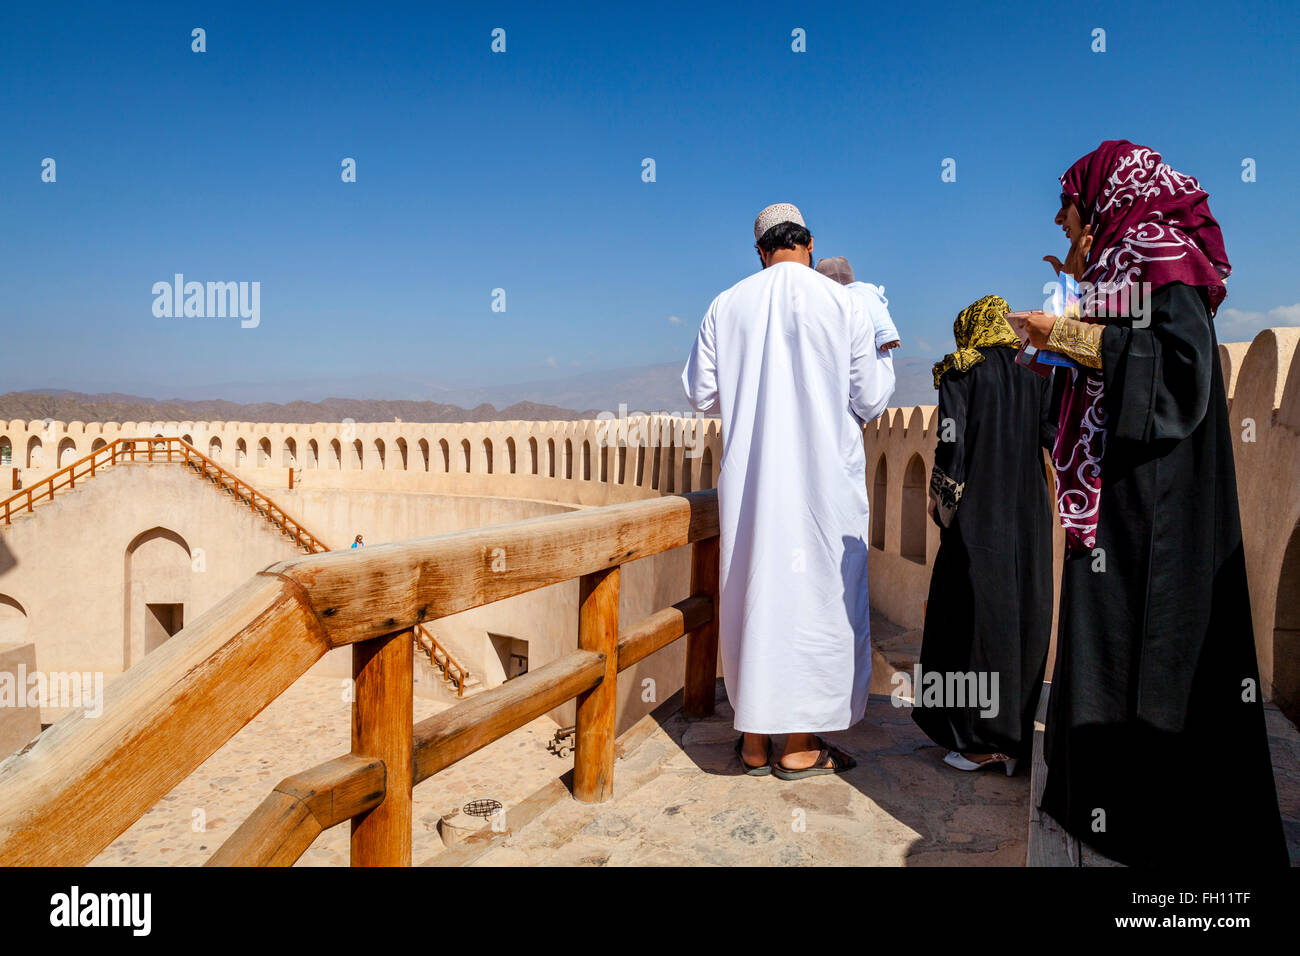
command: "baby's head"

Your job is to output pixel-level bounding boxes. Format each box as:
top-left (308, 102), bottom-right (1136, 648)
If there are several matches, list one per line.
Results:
top-left (814, 257), bottom-right (854, 285)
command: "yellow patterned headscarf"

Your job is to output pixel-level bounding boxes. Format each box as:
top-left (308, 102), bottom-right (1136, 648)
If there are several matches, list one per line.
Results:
top-left (931, 295), bottom-right (1021, 388)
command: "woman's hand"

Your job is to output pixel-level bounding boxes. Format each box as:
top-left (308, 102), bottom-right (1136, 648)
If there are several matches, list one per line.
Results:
top-left (1006, 311), bottom-right (1057, 350)
top-left (1043, 224), bottom-right (1094, 279)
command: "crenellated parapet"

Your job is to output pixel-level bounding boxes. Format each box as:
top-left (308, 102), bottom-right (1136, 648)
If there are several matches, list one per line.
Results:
top-left (0, 413), bottom-right (725, 508)
top-left (3, 330), bottom-right (1299, 714)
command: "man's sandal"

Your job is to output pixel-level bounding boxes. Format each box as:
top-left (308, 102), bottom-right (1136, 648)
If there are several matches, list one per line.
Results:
top-left (772, 738), bottom-right (856, 780)
top-left (735, 736), bottom-right (773, 776)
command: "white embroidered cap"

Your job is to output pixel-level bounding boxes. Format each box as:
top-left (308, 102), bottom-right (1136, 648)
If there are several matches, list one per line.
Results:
top-left (753, 203), bottom-right (806, 241)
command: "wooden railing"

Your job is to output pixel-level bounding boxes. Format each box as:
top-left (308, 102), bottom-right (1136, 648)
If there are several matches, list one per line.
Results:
top-left (413, 627), bottom-right (473, 698)
top-left (0, 488), bottom-right (720, 866)
top-left (0, 435), bottom-right (472, 694)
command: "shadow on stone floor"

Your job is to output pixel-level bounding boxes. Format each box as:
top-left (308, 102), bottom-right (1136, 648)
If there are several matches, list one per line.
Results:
top-left (636, 680), bottom-right (1029, 865)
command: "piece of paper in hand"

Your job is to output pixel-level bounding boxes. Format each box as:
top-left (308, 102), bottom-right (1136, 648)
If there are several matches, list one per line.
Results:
top-left (1023, 274), bottom-right (1081, 373)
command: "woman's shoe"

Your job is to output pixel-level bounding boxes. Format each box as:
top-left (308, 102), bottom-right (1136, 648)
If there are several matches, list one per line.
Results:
top-left (943, 750), bottom-right (1018, 777)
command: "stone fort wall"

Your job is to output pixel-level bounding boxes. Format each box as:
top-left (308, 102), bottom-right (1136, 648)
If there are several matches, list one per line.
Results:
top-left (2, 327), bottom-right (1297, 718)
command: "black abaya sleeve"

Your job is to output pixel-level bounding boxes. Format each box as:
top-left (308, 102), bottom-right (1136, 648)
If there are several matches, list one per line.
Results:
top-left (1099, 282), bottom-right (1213, 444)
top-left (929, 369), bottom-right (970, 528)
top-left (1040, 370), bottom-right (1060, 451)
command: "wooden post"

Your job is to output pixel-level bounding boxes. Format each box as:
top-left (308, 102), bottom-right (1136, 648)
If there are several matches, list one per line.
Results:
top-left (573, 565), bottom-right (619, 802)
top-left (684, 535), bottom-right (720, 718)
top-left (349, 628), bottom-right (413, 866)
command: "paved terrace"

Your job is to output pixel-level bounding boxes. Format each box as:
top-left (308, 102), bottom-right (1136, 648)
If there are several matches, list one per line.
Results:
top-left (93, 615), bottom-right (1300, 867)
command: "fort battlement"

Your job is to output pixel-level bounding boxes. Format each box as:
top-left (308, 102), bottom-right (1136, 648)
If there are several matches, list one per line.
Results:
top-left (2, 328), bottom-right (1298, 721)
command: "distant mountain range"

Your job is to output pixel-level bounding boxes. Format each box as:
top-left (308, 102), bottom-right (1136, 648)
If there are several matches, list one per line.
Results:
top-left (0, 392), bottom-right (597, 425)
top-left (3, 357), bottom-right (937, 426)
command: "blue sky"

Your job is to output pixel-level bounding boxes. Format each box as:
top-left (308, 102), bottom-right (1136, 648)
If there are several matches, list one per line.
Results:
top-left (2, 0), bottom-right (1297, 402)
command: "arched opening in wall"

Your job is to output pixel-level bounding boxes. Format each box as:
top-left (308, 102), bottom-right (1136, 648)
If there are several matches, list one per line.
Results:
top-left (1273, 522), bottom-right (1300, 726)
top-left (547, 439), bottom-right (556, 478)
top-left (26, 437), bottom-right (42, 468)
top-left (439, 439), bottom-right (450, 472)
top-left (651, 445), bottom-right (662, 490)
top-left (506, 437), bottom-right (517, 474)
top-left (461, 439), bottom-right (472, 473)
top-left (307, 439), bottom-right (319, 469)
top-left (635, 445), bottom-right (646, 486)
top-left (0, 594), bottom-right (28, 646)
top-left (282, 438), bottom-right (297, 468)
top-left (58, 438), bottom-right (77, 467)
top-left (582, 441), bottom-right (591, 481)
top-left (374, 439), bottom-right (386, 471)
top-left (235, 439), bottom-right (247, 466)
top-left (870, 455), bottom-right (888, 550)
top-left (329, 440), bottom-right (342, 470)
top-left (257, 438), bottom-right (272, 466)
top-left (599, 445), bottom-right (608, 483)
top-left (418, 438), bottom-right (430, 472)
top-left (0, 436), bottom-right (11, 466)
top-left (482, 439), bottom-right (493, 474)
top-left (91, 438), bottom-right (107, 454)
top-left (124, 527), bottom-right (192, 668)
top-left (664, 444), bottom-right (676, 493)
top-left (350, 439), bottom-right (363, 470)
top-left (181, 434), bottom-right (194, 447)
top-left (618, 446), bottom-right (627, 484)
top-left (488, 633), bottom-right (529, 682)
top-left (396, 438), bottom-right (409, 471)
top-left (682, 451), bottom-right (692, 493)
top-left (564, 440), bottom-right (573, 480)
top-left (901, 454), bottom-right (926, 564)
top-left (528, 437), bottom-right (538, 475)
top-left (700, 447), bottom-right (713, 490)
top-left (208, 437), bottom-right (222, 460)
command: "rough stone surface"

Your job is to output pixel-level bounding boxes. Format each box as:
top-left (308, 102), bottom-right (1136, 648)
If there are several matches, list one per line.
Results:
top-left (445, 687), bottom-right (1036, 866)
top-left (91, 673), bottom-right (568, 866)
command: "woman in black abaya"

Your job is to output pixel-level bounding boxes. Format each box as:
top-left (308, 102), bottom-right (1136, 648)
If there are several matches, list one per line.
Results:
top-left (912, 295), bottom-right (1057, 776)
top-left (1011, 140), bottom-right (1287, 866)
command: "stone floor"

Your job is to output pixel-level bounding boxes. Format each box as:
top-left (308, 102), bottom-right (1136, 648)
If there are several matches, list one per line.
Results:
top-left (89, 660), bottom-right (1300, 867)
top-left (431, 687), bottom-right (1031, 867)
top-left (91, 673), bottom-right (572, 866)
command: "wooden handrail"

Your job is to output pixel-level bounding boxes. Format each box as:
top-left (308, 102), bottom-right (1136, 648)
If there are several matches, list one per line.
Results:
top-left (211, 594), bottom-right (711, 866)
top-left (0, 576), bottom-right (331, 865)
top-left (0, 488), bottom-right (720, 866)
top-left (263, 490), bottom-right (718, 647)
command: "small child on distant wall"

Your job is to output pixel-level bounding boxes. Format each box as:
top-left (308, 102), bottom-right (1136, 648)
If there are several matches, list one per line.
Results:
top-left (815, 256), bottom-right (902, 352)
top-left (351, 534), bottom-right (364, 549)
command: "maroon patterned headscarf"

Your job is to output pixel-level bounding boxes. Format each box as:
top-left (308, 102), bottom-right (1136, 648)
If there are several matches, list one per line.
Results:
top-left (1052, 141), bottom-right (1230, 553)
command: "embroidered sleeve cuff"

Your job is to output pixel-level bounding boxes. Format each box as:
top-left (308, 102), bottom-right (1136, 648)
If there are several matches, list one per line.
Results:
top-left (1047, 317), bottom-right (1104, 369)
top-left (929, 466), bottom-right (963, 528)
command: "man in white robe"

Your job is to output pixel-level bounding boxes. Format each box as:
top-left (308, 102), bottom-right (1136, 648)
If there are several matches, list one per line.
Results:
top-left (682, 203), bottom-right (896, 776)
